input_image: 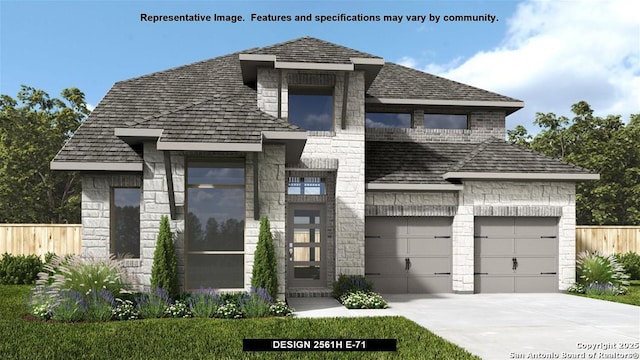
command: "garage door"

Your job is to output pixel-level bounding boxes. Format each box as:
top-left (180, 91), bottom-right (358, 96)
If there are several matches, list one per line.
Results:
top-left (474, 217), bottom-right (558, 293)
top-left (365, 217), bottom-right (452, 293)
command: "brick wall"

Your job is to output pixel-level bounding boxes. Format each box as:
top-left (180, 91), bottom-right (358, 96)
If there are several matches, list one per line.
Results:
top-left (365, 111), bottom-right (506, 143)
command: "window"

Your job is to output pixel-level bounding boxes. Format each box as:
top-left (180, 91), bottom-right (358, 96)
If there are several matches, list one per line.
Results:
top-left (111, 188), bottom-right (140, 258)
top-left (424, 114), bottom-right (468, 129)
top-left (288, 87), bottom-right (334, 131)
top-left (365, 112), bottom-right (411, 128)
top-left (186, 161), bottom-right (245, 289)
top-left (288, 177), bottom-right (326, 195)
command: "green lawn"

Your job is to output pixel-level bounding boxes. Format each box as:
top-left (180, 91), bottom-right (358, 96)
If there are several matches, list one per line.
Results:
top-left (574, 280), bottom-right (640, 306)
top-left (0, 286), bottom-right (479, 360)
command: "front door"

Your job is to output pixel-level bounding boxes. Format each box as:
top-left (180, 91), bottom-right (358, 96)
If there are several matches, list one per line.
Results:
top-left (287, 204), bottom-right (326, 287)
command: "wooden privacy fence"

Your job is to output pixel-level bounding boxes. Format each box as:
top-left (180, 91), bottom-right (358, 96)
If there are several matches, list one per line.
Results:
top-left (576, 226), bottom-right (640, 255)
top-left (0, 224), bottom-right (82, 259)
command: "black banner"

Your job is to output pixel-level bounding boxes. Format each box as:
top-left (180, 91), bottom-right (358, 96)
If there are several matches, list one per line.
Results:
top-left (243, 339), bottom-right (397, 352)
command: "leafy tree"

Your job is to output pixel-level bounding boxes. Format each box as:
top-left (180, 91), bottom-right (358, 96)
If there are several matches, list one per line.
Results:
top-left (509, 101), bottom-right (640, 225)
top-left (0, 86), bottom-right (88, 223)
top-left (150, 215), bottom-right (178, 298)
top-left (251, 217), bottom-right (278, 299)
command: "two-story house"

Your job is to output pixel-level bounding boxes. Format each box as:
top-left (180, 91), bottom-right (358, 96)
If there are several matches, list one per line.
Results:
top-left (51, 37), bottom-right (598, 297)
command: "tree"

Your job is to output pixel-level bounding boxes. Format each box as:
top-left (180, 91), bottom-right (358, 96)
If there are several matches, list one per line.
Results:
top-left (509, 101), bottom-right (640, 225)
top-left (150, 215), bottom-right (179, 298)
top-left (0, 85), bottom-right (88, 223)
top-left (251, 217), bottom-right (278, 299)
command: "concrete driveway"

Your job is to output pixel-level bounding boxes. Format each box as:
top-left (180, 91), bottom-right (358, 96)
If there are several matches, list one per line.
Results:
top-left (289, 294), bottom-right (640, 359)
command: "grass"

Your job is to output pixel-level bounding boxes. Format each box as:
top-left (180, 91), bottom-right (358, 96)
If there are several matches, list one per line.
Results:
top-left (0, 286), bottom-right (479, 359)
top-left (574, 280), bottom-right (640, 306)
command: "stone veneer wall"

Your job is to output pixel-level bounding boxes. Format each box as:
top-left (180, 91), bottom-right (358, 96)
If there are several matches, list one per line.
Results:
top-left (365, 111), bottom-right (505, 143)
top-left (257, 68), bottom-right (366, 280)
top-left (456, 181), bottom-right (576, 292)
top-left (246, 145), bottom-right (287, 297)
top-left (82, 143), bottom-right (286, 296)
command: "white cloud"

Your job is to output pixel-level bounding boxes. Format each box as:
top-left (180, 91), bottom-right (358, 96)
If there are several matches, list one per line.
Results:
top-left (86, 103), bottom-right (95, 112)
top-left (402, 0), bottom-right (640, 133)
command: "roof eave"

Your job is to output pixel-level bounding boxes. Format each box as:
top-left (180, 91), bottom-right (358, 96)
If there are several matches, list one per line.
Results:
top-left (443, 172), bottom-right (600, 181)
top-left (366, 98), bottom-right (525, 114)
top-left (50, 161), bottom-right (143, 172)
top-left (366, 183), bottom-right (463, 191)
top-left (262, 131), bottom-right (307, 164)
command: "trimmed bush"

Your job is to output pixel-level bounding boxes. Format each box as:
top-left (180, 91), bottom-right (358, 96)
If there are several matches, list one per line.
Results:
top-left (251, 217), bottom-right (278, 299)
top-left (0, 253), bottom-right (43, 285)
top-left (615, 252), bottom-right (640, 280)
top-left (150, 215), bottom-right (178, 298)
top-left (332, 274), bottom-right (374, 299)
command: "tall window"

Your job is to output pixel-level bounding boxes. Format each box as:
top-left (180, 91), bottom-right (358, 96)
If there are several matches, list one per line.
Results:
top-left (424, 114), bottom-right (468, 129)
top-left (365, 112), bottom-right (411, 128)
top-left (111, 188), bottom-right (140, 258)
top-left (186, 161), bottom-right (245, 289)
top-left (288, 87), bottom-right (334, 131)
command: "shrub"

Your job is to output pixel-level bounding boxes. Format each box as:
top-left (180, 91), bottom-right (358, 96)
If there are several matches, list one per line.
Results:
top-left (85, 288), bottom-right (115, 322)
top-left (332, 274), bottom-right (374, 299)
top-left (584, 281), bottom-right (620, 296)
top-left (37, 254), bottom-right (133, 296)
top-left (165, 300), bottom-right (191, 318)
top-left (340, 291), bottom-right (388, 309)
top-left (136, 287), bottom-right (171, 319)
top-left (575, 251), bottom-right (629, 294)
top-left (51, 289), bottom-right (86, 322)
top-left (614, 252), bottom-right (640, 280)
top-left (241, 287), bottom-right (272, 318)
top-left (215, 301), bottom-right (244, 319)
top-left (269, 300), bottom-right (294, 317)
top-left (0, 253), bottom-right (43, 285)
top-left (113, 298), bottom-right (139, 320)
top-left (150, 215), bottom-right (179, 298)
top-left (251, 217), bottom-right (278, 300)
top-left (188, 288), bottom-right (221, 318)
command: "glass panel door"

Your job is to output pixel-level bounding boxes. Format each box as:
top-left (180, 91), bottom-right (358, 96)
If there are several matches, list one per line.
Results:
top-left (288, 205), bottom-right (325, 287)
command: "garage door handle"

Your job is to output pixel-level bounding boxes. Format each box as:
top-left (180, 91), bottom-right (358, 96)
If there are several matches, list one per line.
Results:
top-left (365, 272), bottom-right (381, 276)
top-left (434, 236), bottom-right (451, 238)
top-left (540, 272), bottom-right (557, 275)
top-left (434, 272), bottom-right (451, 275)
top-left (474, 272), bottom-right (488, 275)
top-left (365, 235), bottom-right (381, 239)
top-left (405, 258), bottom-right (412, 271)
top-left (540, 236), bottom-right (557, 238)
top-left (512, 257), bottom-right (518, 271)
top-left (474, 236), bottom-right (488, 238)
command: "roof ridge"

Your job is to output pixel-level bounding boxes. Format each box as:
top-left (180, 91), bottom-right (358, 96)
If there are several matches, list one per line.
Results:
top-left (448, 137), bottom-right (497, 172)
top-left (114, 50), bottom-right (254, 85)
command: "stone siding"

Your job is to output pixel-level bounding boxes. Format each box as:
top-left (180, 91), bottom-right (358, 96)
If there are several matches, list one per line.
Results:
top-left (457, 181), bottom-right (576, 292)
top-left (258, 68), bottom-right (367, 282)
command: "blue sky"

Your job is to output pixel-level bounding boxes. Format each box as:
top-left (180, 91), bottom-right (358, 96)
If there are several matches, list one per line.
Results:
top-left (1, 0), bottom-right (638, 134)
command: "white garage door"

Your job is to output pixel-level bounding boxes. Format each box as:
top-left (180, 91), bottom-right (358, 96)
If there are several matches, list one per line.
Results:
top-left (474, 217), bottom-right (558, 293)
top-left (365, 217), bottom-right (452, 293)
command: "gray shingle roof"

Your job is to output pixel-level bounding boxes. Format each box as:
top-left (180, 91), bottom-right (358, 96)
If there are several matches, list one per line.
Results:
top-left (450, 138), bottom-right (594, 174)
top-left (245, 36), bottom-right (381, 64)
top-left (366, 139), bottom-right (595, 184)
top-left (134, 95), bottom-right (301, 144)
top-left (366, 62), bottom-right (521, 103)
top-left (52, 37), bottom-right (524, 165)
